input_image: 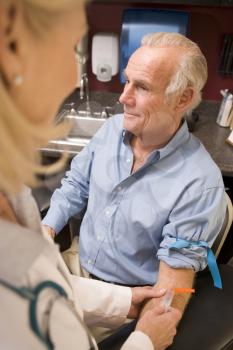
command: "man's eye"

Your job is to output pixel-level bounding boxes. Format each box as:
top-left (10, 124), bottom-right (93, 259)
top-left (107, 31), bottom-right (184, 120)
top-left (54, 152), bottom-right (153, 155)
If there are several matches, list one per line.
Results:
top-left (138, 85), bottom-right (147, 91)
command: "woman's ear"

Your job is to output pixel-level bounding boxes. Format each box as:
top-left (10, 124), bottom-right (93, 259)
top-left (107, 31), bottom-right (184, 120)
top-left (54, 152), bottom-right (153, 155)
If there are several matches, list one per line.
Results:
top-left (0, 1), bottom-right (25, 88)
top-left (175, 87), bottom-right (194, 113)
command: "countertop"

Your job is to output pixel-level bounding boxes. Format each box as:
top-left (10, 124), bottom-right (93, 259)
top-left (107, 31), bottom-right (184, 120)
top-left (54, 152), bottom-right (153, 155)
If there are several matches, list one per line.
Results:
top-left (41, 90), bottom-right (233, 177)
top-left (192, 101), bottom-right (233, 177)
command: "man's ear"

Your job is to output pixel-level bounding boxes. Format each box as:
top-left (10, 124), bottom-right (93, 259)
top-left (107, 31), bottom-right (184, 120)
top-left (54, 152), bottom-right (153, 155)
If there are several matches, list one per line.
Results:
top-left (175, 87), bottom-right (195, 113)
top-left (0, 1), bottom-right (25, 88)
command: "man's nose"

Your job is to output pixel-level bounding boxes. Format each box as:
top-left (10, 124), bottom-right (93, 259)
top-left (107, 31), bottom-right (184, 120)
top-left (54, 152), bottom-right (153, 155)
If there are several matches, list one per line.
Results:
top-left (119, 84), bottom-right (135, 106)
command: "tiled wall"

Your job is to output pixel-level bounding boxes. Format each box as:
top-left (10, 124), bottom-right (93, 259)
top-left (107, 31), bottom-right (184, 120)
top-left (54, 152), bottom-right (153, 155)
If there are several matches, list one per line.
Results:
top-left (86, 2), bottom-right (233, 101)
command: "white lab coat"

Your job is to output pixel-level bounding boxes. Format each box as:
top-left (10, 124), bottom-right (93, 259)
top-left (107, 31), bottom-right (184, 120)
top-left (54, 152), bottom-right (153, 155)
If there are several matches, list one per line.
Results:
top-left (0, 187), bottom-right (153, 350)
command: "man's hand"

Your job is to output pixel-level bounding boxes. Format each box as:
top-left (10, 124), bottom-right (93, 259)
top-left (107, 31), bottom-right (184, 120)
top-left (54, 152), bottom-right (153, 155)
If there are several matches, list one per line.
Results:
top-left (136, 305), bottom-right (181, 350)
top-left (128, 286), bottom-right (166, 319)
top-left (42, 225), bottom-right (56, 240)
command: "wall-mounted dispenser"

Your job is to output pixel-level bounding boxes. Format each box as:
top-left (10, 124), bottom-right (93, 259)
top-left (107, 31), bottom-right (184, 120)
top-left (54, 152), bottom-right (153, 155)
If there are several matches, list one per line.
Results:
top-left (92, 33), bottom-right (119, 82)
top-left (120, 9), bottom-right (189, 83)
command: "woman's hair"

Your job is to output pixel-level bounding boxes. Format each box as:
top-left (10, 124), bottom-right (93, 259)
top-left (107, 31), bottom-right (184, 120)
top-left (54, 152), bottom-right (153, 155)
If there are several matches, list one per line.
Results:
top-left (0, 0), bottom-right (84, 194)
top-left (141, 32), bottom-right (208, 114)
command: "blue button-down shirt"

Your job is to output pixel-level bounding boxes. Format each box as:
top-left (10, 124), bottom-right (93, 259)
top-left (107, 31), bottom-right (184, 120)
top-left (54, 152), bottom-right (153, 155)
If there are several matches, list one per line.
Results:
top-left (43, 114), bottom-right (226, 285)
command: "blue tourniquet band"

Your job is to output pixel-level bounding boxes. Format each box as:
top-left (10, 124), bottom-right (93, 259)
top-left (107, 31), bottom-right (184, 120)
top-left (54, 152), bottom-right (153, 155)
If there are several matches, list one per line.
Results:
top-left (170, 239), bottom-right (222, 289)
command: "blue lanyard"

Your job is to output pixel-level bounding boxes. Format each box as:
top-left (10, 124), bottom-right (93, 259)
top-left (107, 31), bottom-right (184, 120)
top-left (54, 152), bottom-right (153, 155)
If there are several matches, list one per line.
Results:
top-left (170, 239), bottom-right (222, 289)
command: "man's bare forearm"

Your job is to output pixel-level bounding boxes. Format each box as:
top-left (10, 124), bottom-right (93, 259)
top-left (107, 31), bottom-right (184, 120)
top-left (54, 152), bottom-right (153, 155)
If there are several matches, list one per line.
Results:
top-left (140, 261), bottom-right (195, 317)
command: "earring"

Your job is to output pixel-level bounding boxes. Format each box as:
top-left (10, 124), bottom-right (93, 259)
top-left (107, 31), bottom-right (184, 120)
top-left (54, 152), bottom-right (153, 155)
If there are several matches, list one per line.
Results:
top-left (13, 74), bottom-right (23, 86)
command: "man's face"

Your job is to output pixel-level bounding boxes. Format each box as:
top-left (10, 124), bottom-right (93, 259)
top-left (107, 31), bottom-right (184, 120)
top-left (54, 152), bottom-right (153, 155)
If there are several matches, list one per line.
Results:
top-left (119, 46), bottom-right (183, 147)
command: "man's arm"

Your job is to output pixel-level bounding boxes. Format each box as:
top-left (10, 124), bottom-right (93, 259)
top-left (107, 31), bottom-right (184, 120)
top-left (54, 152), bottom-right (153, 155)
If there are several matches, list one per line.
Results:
top-left (42, 149), bottom-right (92, 235)
top-left (149, 186), bottom-right (227, 316)
top-left (42, 118), bottom-right (112, 236)
top-left (140, 261), bottom-right (195, 317)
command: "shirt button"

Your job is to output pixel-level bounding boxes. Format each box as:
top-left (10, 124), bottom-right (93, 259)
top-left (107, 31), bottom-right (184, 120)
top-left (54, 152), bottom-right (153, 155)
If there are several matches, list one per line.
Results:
top-left (126, 158), bottom-right (131, 163)
top-left (105, 209), bottom-right (110, 216)
top-left (117, 186), bottom-right (122, 191)
top-left (97, 235), bottom-right (103, 241)
top-left (87, 259), bottom-right (93, 265)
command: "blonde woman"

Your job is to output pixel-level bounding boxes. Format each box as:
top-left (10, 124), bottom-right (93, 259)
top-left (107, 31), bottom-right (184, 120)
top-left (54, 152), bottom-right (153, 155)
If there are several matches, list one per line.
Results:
top-left (0, 0), bottom-right (180, 349)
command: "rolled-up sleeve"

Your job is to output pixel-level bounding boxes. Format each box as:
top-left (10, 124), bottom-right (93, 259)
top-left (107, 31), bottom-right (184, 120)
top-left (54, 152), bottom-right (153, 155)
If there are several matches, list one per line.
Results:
top-left (157, 186), bottom-right (227, 271)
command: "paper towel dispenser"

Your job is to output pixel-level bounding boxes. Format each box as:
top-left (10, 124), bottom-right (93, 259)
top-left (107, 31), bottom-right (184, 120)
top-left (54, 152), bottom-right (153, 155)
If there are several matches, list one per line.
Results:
top-left (120, 9), bottom-right (189, 83)
top-left (92, 33), bottom-right (119, 82)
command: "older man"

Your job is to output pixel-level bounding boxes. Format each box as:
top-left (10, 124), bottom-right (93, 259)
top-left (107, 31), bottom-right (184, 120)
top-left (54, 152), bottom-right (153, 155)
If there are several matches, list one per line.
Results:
top-left (43, 32), bottom-right (226, 316)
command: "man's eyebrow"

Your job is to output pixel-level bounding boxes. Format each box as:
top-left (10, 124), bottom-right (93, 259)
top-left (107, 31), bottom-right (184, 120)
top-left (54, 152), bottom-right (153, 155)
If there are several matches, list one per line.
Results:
top-left (135, 78), bottom-right (151, 87)
top-left (123, 70), bottom-right (151, 87)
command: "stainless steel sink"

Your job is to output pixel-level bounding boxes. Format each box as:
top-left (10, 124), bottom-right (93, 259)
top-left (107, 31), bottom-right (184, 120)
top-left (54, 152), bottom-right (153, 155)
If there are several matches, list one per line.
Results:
top-left (41, 107), bottom-right (112, 157)
top-left (66, 112), bottom-right (107, 138)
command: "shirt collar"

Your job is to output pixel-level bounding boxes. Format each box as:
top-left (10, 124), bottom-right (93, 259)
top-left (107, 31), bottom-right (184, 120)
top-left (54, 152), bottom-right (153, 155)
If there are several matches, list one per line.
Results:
top-left (122, 120), bottom-right (190, 164)
top-left (122, 129), bottom-right (131, 144)
top-left (158, 120), bottom-right (190, 160)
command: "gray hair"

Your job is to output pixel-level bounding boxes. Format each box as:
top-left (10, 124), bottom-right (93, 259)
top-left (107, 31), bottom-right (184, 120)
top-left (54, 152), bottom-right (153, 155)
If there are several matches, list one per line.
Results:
top-left (141, 32), bottom-right (208, 113)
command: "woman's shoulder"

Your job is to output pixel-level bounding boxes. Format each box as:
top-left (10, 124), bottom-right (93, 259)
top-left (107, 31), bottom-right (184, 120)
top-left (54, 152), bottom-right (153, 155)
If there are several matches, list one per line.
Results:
top-left (0, 220), bottom-right (91, 350)
top-left (0, 219), bottom-right (59, 286)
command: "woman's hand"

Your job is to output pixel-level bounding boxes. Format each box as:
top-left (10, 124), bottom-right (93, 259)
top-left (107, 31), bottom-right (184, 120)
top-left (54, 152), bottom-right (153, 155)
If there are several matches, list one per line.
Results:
top-left (128, 286), bottom-right (166, 319)
top-left (42, 224), bottom-right (56, 240)
top-left (136, 305), bottom-right (181, 350)
top-left (0, 193), bottom-right (18, 223)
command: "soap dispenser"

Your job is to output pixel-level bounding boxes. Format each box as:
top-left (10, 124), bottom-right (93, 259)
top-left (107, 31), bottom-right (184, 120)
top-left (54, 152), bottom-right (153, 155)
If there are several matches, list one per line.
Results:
top-left (92, 33), bottom-right (119, 82)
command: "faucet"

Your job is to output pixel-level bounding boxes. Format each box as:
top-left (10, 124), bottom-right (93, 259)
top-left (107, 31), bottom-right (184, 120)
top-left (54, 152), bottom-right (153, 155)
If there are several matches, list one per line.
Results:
top-left (80, 73), bottom-right (89, 101)
top-left (79, 73), bottom-right (91, 116)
